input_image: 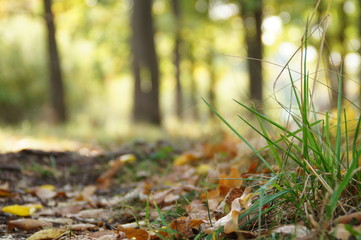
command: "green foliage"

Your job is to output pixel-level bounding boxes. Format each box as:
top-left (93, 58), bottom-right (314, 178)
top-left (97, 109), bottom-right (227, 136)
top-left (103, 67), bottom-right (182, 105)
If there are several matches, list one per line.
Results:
top-left (0, 17), bottom-right (47, 124)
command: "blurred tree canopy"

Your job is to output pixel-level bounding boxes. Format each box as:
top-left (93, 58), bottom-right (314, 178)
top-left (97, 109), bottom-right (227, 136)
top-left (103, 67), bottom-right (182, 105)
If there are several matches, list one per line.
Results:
top-left (0, 0), bottom-right (360, 128)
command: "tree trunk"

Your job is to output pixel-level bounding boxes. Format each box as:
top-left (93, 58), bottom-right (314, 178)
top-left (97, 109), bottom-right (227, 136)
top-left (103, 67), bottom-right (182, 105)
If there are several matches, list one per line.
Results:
top-left (329, 0), bottom-right (347, 108)
top-left (207, 38), bottom-right (217, 114)
top-left (241, 0), bottom-right (263, 106)
top-left (44, 0), bottom-right (66, 123)
top-left (131, 0), bottom-right (161, 125)
top-left (188, 42), bottom-right (199, 120)
top-left (171, 0), bottom-right (183, 119)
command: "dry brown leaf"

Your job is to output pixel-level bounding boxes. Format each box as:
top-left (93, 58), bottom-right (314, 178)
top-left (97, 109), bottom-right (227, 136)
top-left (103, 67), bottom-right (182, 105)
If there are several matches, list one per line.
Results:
top-left (185, 200), bottom-right (209, 219)
top-left (69, 223), bottom-right (98, 231)
top-left (173, 152), bottom-right (200, 166)
top-left (8, 218), bottom-right (52, 231)
top-left (329, 224), bottom-right (361, 240)
top-left (27, 228), bottom-right (67, 240)
top-left (118, 226), bottom-right (149, 240)
top-left (89, 230), bottom-right (126, 240)
top-left (202, 136), bottom-right (239, 158)
top-left (58, 205), bottom-right (84, 216)
top-left (223, 167), bottom-right (242, 189)
top-left (169, 217), bottom-right (193, 239)
top-left (0, 188), bottom-right (16, 197)
top-left (335, 211), bottom-right (361, 225)
top-left (189, 219), bottom-right (205, 229)
top-left (71, 208), bottom-right (112, 220)
top-left (37, 217), bottom-right (73, 225)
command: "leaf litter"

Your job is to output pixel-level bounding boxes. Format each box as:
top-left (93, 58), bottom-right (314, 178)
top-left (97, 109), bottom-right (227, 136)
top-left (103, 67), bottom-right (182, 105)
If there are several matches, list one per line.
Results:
top-left (0, 137), bottom-right (354, 239)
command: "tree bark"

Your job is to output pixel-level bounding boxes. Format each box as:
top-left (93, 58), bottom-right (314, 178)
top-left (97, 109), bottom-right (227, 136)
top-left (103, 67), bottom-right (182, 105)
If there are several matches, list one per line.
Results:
top-left (171, 0), bottom-right (183, 119)
top-left (241, 0), bottom-right (263, 106)
top-left (44, 0), bottom-right (66, 123)
top-left (131, 0), bottom-right (161, 125)
top-left (329, 0), bottom-right (347, 108)
top-left (188, 42), bottom-right (199, 120)
top-left (207, 38), bottom-right (217, 113)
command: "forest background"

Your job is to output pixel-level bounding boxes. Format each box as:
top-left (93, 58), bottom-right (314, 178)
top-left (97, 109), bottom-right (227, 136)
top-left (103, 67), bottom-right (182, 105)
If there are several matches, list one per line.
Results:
top-left (0, 0), bottom-right (359, 150)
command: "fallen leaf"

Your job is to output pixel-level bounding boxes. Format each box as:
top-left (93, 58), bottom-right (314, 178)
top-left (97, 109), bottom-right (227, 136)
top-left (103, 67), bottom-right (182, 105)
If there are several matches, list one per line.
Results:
top-left (27, 228), bottom-right (67, 240)
top-left (118, 226), bottom-right (149, 240)
top-left (185, 200), bottom-right (209, 219)
top-left (0, 188), bottom-right (16, 197)
top-left (8, 219), bottom-right (52, 231)
top-left (196, 164), bottom-right (212, 175)
top-left (2, 204), bottom-right (42, 217)
top-left (40, 184), bottom-right (56, 191)
top-left (37, 217), bottom-right (73, 225)
top-left (69, 223), bottom-right (98, 231)
top-left (34, 188), bottom-right (57, 200)
top-left (71, 208), bottom-right (112, 220)
top-left (223, 167), bottom-right (242, 189)
top-left (169, 217), bottom-right (193, 239)
top-left (272, 224), bottom-right (310, 239)
top-left (335, 211), bottom-right (361, 225)
top-left (189, 219), bottom-right (205, 229)
top-left (212, 189), bottom-right (254, 235)
top-left (89, 230), bottom-right (126, 239)
top-left (173, 152), bottom-right (200, 166)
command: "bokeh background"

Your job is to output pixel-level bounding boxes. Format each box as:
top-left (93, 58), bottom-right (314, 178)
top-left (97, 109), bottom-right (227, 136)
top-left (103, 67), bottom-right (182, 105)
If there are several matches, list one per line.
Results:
top-left (0, 0), bottom-right (360, 150)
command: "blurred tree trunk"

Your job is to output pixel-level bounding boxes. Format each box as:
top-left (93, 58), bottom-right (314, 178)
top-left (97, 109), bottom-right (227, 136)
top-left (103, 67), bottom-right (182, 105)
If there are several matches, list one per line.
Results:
top-left (188, 42), bottom-right (199, 120)
top-left (44, 0), bottom-right (66, 123)
top-left (172, 0), bottom-right (183, 119)
top-left (131, 0), bottom-right (161, 125)
top-left (207, 38), bottom-right (217, 113)
top-left (329, 0), bottom-right (347, 108)
top-left (240, 0), bottom-right (263, 106)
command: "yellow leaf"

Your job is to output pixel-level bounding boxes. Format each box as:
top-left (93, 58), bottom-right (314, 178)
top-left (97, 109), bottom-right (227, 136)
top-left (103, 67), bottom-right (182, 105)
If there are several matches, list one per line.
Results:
top-left (174, 153), bottom-right (199, 166)
top-left (196, 164), bottom-right (212, 175)
top-left (2, 204), bottom-right (42, 217)
top-left (27, 228), bottom-right (66, 240)
top-left (117, 154), bottom-right (136, 164)
top-left (40, 184), bottom-right (55, 191)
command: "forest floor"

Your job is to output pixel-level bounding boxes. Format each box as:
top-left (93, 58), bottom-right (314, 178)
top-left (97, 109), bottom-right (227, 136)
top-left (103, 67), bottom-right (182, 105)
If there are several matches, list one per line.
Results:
top-left (0, 135), bottom-right (357, 239)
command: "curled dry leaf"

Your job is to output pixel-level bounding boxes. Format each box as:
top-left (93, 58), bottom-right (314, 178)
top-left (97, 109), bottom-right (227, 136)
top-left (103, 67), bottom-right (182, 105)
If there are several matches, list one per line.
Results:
top-left (8, 218), bottom-right (52, 231)
top-left (211, 188), bottom-right (254, 234)
top-left (213, 197), bottom-right (242, 234)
